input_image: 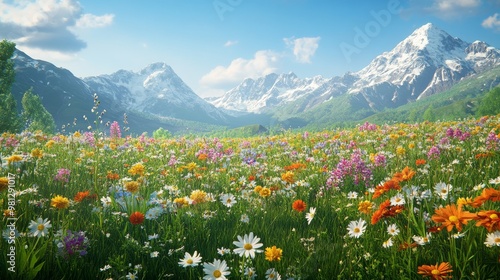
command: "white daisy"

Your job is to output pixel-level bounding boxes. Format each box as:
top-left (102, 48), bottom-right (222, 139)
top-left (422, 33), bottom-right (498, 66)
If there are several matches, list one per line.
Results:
top-left (382, 237), bottom-right (393, 248)
top-left (203, 259), bottom-right (230, 280)
top-left (233, 232), bottom-right (263, 259)
top-left (387, 224), bottom-right (400, 236)
top-left (434, 182), bottom-right (452, 200)
top-left (390, 193), bottom-right (405, 206)
top-left (347, 218), bottom-right (367, 238)
top-left (28, 217), bottom-right (51, 237)
top-left (265, 268), bottom-right (281, 280)
top-left (305, 207), bottom-right (316, 225)
top-left (347, 191), bottom-right (358, 199)
top-left (178, 251), bottom-right (202, 267)
top-left (484, 231), bottom-right (500, 247)
top-left (220, 193), bottom-right (237, 208)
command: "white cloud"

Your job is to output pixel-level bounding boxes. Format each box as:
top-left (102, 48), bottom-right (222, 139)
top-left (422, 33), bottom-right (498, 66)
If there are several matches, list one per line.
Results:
top-left (429, 0), bottom-right (481, 18)
top-left (75, 13), bottom-right (114, 28)
top-left (200, 50), bottom-right (279, 87)
top-left (224, 40), bottom-right (238, 47)
top-left (0, 0), bottom-right (114, 52)
top-left (482, 13), bottom-right (500, 31)
top-left (284, 36), bottom-right (320, 63)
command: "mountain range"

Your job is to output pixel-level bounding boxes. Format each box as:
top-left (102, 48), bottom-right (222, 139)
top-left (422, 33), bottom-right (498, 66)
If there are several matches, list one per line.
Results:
top-left (9, 23), bottom-right (500, 134)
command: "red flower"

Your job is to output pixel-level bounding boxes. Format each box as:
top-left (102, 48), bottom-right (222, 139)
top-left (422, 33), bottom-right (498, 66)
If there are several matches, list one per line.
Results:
top-left (292, 199), bottom-right (307, 212)
top-left (129, 211), bottom-right (145, 225)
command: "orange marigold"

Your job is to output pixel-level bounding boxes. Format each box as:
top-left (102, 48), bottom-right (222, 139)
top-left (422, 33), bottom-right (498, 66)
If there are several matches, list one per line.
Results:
top-left (471, 188), bottom-right (500, 208)
top-left (129, 211), bottom-right (145, 225)
top-left (415, 159), bottom-right (426, 166)
top-left (74, 191), bottom-right (90, 202)
top-left (431, 204), bottom-right (476, 232)
top-left (474, 210), bottom-right (500, 232)
top-left (392, 166), bottom-right (416, 182)
top-left (417, 262), bottom-right (453, 280)
top-left (292, 199), bottom-right (307, 212)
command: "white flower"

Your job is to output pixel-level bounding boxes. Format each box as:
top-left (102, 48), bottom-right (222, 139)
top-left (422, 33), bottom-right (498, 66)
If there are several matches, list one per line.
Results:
top-left (347, 191), bottom-right (358, 199)
top-left (412, 233), bottom-right (431, 245)
top-left (220, 193), bottom-right (237, 208)
top-left (434, 182), bottom-right (452, 200)
top-left (488, 176), bottom-right (500, 185)
top-left (390, 193), bottom-right (405, 206)
top-left (484, 231), bottom-right (500, 247)
top-left (382, 237), bottom-right (393, 248)
top-left (100, 196), bottom-right (112, 208)
top-left (28, 218), bottom-right (51, 237)
top-left (217, 247), bottom-right (230, 256)
top-left (233, 232), bottom-right (263, 259)
top-left (265, 268), bottom-right (281, 280)
top-left (203, 259), bottom-right (230, 280)
top-left (387, 224), bottom-right (400, 236)
top-left (150, 251), bottom-right (159, 258)
top-left (126, 272), bottom-right (137, 280)
top-left (244, 267), bottom-right (257, 279)
top-left (305, 207), bottom-right (316, 225)
top-left (178, 251), bottom-right (202, 267)
top-left (347, 218), bottom-right (367, 238)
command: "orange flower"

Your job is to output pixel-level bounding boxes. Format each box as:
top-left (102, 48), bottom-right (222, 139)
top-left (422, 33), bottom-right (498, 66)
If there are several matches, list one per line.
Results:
top-left (129, 211), bottom-right (145, 225)
top-left (392, 166), bottom-right (416, 182)
top-left (74, 191), bottom-right (90, 202)
top-left (106, 172), bottom-right (120, 180)
top-left (471, 188), bottom-right (500, 208)
top-left (474, 210), bottom-right (500, 232)
top-left (197, 153), bottom-right (208, 160)
top-left (417, 262), bottom-right (453, 279)
top-left (284, 162), bottom-right (306, 171)
top-left (292, 199), bottom-right (307, 212)
top-left (373, 180), bottom-right (400, 199)
top-left (415, 159), bottom-right (427, 166)
top-left (431, 204), bottom-right (476, 232)
top-left (371, 199), bottom-right (404, 225)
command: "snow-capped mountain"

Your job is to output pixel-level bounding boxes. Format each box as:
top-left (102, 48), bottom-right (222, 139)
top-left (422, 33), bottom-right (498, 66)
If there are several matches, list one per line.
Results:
top-left (84, 63), bottom-right (229, 124)
top-left (211, 23), bottom-right (500, 113)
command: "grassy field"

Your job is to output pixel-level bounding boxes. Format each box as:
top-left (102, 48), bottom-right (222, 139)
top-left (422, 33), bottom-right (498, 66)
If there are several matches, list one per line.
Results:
top-left (1, 116), bottom-right (500, 279)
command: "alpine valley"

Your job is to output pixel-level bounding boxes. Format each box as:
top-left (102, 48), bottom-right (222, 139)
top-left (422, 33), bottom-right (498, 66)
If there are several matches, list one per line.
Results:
top-left (10, 23), bottom-right (500, 135)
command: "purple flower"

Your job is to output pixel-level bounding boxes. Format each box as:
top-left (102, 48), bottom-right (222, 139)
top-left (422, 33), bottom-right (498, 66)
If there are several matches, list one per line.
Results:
top-left (427, 146), bottom-right (440, 160)
top-left (57, 230), bottom-right (89, 259)
top-left (54, 168), bottom-right (71, 183)
top-left (326, 150), bottom-right (373, 189)
top-left (109, 121), bottom-right (122, 138)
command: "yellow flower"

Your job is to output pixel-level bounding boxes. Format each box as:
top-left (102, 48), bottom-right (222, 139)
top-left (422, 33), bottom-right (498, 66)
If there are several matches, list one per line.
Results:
top-left (254, 185), bottom-right (263, 194)
top-left (128, 163), bottom-right (145, 176)
top-left (51, 195), bottom-right (70, 209)
top-left (265, 246), bottom-right (283, 262)
top-left (45, 140), bottom-right (55, 148)
top-left (190, 189), bottom-right (207, 204)
top-left (281, 171), bottom-right (295, 184)
top-left (185, 162), bottom-right (198, 172)
top-left (408, 142), bottom-right (415, 149)
top-left (457, 197), bottom-right (473, 207)
top-left (174, 197), bottom-right (188, 207)
top-left (31, 148), bottom-right (43, 159)
top-left (358, 200), bottom-right (374, 214)
top-left (259, 187), bottom-right (271, 197)
top-left (124, 181), bottom-right (140, 193)
top-left (7, 155), bottom-right (23, 164)
top-left (0, 177), bottom-right (9, 192)
top-left (396, 146), bottom-right (406, 156)
top-left (73, 131), bottom-right (81, 137)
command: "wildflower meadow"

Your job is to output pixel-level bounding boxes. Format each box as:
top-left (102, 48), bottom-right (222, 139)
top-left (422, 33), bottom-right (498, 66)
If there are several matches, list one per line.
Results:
top-left (1, 114), bottom-right (500, 279)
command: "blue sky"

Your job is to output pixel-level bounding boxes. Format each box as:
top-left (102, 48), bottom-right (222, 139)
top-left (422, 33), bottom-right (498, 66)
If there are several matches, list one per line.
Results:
top-left (1, 0), bottom-right (499, 97)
